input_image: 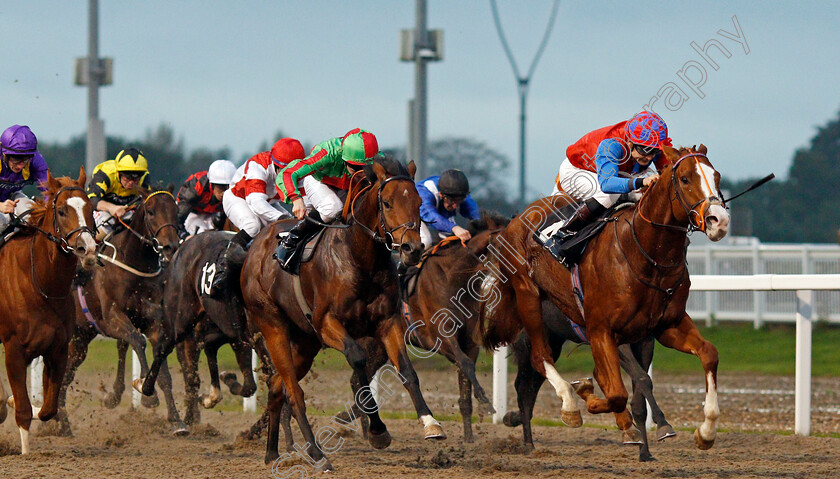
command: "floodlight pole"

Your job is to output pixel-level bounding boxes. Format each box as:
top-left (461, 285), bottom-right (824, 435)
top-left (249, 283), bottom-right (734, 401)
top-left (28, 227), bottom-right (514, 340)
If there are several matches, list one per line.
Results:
top-left (85, 0), bottom-right (106, 175)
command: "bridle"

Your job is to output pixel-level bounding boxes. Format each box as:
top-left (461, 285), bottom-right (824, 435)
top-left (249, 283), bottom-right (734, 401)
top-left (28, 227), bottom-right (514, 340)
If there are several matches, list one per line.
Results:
top-left (27, 185), bottom-right (96, 254)
top-left (346, 171), bottom-right (420, 253)
top-left (117, 190), bottom-right (179, 255)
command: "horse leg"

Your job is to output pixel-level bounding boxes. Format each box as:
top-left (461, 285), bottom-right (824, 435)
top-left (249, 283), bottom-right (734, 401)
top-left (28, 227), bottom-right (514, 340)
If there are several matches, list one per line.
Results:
top-left (514, 282), bottom-right (581, 427)
top-left (656, 314), bottom-right (719, 450)
top-left (104, 339), bottom-right (129, 408)
top-left (38, 340), bottom-right (69, 423)
top-left (280, 400), bottom-right (295, 451)
top-left (155, 350), bottom-right (189, 435)
top-left (200, 343), bottom-right (224, 409)
top-left (631, 339), bottom-right (676, 441)
top-left (262, 324), bottom-right (331, 470)
top-left (4, 344), bottom-right (34, 454)
top-left (576, 331), bottom-right (633, 431)
top-left (509, 333), bottom-right (562, 451)
top-left (221, 341), bottom-right (257, 397)
top-left (176, 336), bottom-right (201, 426)
top-left (0, 371), bottom-right (7, 424)
top-left (318, 313), bottom-right (393, 449)
top-left (377, 316), bottom-right (445, 440)
top-left (457, 342), bottom-right (494, 418)
top-left (457, 368), bottom-right (474, 443)
top-left (56, 325), bottom-right (96, 436)
top-left (617, 343), bottom-right (652, 459)
top-left (139, 320), bottom-right (180, 398)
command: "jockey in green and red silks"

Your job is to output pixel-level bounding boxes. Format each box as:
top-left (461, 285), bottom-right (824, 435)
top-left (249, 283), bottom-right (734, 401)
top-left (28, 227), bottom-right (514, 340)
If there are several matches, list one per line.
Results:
top-left (273, 128), bottom-right (381, 270)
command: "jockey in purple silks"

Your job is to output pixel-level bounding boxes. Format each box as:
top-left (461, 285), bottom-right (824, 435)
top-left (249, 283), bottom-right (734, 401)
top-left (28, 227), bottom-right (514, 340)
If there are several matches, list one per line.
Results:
top-left (0, 125), bottom-right (50, 230)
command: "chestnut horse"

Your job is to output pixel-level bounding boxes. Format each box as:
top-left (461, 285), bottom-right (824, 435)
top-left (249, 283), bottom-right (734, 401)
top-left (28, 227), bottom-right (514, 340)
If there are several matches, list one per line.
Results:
top-left (56, 188), bottom-right (182, 435)
top-left (0, 169), bottom-right (97, 454)
top-left (241, 157), bottom-right (442, 470)
top-left (480, 145), bottom-right (730, 450)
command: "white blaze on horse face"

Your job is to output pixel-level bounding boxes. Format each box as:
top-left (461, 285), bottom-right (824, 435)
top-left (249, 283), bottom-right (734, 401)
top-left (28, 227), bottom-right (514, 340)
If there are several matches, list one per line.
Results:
top-left (694, 163), bottom-right (730, 241)
top-left (543, 361), bottom-right (578, 412)
top-left (699, 371), bottom-right (720, 442)
top-left (67, 197), bottom-right (97, 250)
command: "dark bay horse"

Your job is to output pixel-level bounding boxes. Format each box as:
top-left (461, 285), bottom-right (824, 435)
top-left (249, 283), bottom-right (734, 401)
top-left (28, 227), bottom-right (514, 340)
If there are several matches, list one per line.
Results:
top-left (241, 158), bottom-right (442, 469)
top-left (56, 188), bottom-right (183, 435)
top-left (502, 300), bottom-right (676, 461)
top-left (138, 230), bottom-right (259, 426)
top-left (480, 145), bottom-right (729, 451)
top-left (0, 169), bottom-right (97, 454)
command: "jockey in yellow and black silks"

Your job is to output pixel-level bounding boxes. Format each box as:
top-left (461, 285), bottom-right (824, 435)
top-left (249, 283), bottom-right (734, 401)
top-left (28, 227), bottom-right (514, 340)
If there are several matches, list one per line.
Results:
top-left (86, 147), bottom-right (150, 235)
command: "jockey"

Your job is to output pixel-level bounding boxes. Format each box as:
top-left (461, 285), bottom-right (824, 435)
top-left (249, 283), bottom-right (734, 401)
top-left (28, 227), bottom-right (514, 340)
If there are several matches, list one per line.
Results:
top-left (87, 147), bottom-right (150, 236)
top-left (273, 128), bottom-right (382, 269)
top-left (0, 125), bottom-right (50, 231)
top-left (208, 138), bottom-right (305, 294)
top-left (543, 111), bottom-right (672, 260)
top-left (176, 159), bottom-right (237, 237)
top-left (416, 169), bottom-right (480, 247)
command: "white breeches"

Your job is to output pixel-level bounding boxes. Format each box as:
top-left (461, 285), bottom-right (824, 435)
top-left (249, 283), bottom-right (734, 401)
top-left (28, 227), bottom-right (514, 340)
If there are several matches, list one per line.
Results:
top-left (223, 190), bottom-right (291, 238)
top-left (184, 212), bottom-right (216, 236)
top-left (552, 157), bottom-right (655, 207)
top-left (0, 191), bottom-right (36, 230)
top-left (301, 176), bottom-right (345, 222)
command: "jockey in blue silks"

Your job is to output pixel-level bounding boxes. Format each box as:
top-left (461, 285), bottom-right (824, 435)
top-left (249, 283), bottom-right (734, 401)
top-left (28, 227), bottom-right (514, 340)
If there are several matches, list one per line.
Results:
top-left (415, 169), bottom-right (480, 248)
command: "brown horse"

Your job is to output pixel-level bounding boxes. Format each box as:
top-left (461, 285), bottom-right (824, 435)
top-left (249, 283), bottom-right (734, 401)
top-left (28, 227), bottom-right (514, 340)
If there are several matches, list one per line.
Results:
top-left (56, 187), bottom-right (183, 435)
top-left (480, 145), bottom-right (730, 450)
top-left (0, 169), bottom-right (97, 454)
top-left (241, 157), bottom-right (442, 470)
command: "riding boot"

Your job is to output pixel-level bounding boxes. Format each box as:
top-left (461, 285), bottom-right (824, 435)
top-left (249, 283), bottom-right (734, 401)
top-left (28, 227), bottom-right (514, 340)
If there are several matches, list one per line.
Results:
top-left (274, 211), bottom-right (323, 271)
top-left (208, 229), bottom-right (252, 297)
top-left (543, 198), bottom-right (606, 261)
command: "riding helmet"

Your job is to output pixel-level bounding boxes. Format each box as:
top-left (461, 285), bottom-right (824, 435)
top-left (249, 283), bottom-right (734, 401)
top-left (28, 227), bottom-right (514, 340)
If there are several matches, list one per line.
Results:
top-left (207, 159), bottom-right (237, 185)
top-left (341, 129), bottom-right (380, 166)
top-left (0, 125), bottom-right (38, 156)
top-left (270, 138), bottom-right (305, 168)
top-left (438, 169), bottom-right (470, 199)
top-left (114, 148), bottom-right (149, 173)
top-left (625, 111), bottom-right (671, 149)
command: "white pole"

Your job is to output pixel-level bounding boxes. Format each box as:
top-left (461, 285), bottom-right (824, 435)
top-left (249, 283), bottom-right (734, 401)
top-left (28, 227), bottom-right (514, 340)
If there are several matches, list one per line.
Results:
top-left (492, 346), bottom-right (508, 424)
top-left (132, 351), bottom-right (141, 409)
top-left (645, 362), bottom-right (653, 431)
top-left (29, 356), bottom-right (44, 406)
top-left (794, 289), bottom-right (813, 436)
top-left (243, 350), bottom-right (258, 412)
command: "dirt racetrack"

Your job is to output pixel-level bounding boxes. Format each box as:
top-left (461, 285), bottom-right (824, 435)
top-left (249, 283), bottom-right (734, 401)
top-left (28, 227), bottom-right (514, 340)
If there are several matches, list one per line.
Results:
top-left (1, 358), bottom-right (838, 478)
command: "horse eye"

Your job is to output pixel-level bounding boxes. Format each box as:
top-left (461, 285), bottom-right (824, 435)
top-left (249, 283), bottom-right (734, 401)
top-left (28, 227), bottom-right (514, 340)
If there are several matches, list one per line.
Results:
top-left (681, 177), bottom-right (690, 185)
top-left (383, 201), bottom-right (392, 209)
top-left (148, 209), bottom-right (155, 216)
top-left (57, 208), bottom-right (67, 217)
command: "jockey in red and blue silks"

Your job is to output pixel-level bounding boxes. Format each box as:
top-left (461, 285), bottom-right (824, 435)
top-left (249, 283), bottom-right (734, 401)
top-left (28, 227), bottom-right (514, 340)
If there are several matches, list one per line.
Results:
top-left (0, 125), bottom-right (50, 230)
top-left (543, 111), bottom-right (672, 259)
top-left (416, 169), bottom-right (480, 247)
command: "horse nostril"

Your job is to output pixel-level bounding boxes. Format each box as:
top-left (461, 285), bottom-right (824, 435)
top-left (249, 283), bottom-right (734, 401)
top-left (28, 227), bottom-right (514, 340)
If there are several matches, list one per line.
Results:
top-left (706, 215), bottom-right (718, 226)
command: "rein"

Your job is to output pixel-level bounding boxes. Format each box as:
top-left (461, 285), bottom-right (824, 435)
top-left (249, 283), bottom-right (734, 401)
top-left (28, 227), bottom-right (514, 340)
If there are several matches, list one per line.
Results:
top-left (117, 190), bottom-right (179, 254)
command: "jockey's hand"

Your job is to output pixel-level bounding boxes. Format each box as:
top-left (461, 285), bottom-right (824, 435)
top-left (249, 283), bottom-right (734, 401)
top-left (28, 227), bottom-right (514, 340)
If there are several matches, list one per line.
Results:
top-left (0, 199), bottom-right (19, 214)
top-left (643, 174), bottom-right (660, 188)
top-left (111, 204), bottom-right (130, 218)
top-left (452, 225), bottom-right (472, 244)
top-left (292, 198), bottom-right (307, 220)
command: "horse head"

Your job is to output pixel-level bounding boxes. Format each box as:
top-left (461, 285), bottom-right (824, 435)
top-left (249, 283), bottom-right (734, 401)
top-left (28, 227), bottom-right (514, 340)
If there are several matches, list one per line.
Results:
top-left (134, 185), bottom-right (180, 262)
top-left (43, 167), bottom-right (98, 268)
top-left (352, 156), bottom-right (423, 266)
top-left (660, 144), bottom-right (731, 241)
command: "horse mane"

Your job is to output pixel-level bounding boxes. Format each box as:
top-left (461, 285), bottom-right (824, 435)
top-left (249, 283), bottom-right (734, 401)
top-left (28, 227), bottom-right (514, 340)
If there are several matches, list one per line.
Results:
top-left (363, 154), bottom-right (411, 182)
top-left (466, 210), bottom-right (511, 236)
top-left (19, 176), bottom-right (81, 233)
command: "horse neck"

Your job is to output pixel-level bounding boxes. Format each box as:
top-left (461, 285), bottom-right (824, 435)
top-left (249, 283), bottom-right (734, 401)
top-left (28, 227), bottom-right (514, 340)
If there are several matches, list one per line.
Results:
top-left (626, 174), bottom-right (689, 267)
top-left (31, 210), bottom-right (77, 296)
top-left (346, 184), bottom-right (386, 271)
top-left (114, 209), bottom-right (159, 267)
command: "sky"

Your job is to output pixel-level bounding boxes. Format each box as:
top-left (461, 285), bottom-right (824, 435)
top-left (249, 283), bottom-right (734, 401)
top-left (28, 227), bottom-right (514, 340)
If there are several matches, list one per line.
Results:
top-left (3, 1), bottom-right (839, 198)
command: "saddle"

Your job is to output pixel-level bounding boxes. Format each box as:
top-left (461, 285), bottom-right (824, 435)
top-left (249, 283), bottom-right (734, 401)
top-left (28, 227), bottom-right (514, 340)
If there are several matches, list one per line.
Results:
top-left (535, 202), bottom-right (633, 267)
top-left (0, 209), bottom-right (32, 250)
top-left (283, 226), bottom-right (327, 275)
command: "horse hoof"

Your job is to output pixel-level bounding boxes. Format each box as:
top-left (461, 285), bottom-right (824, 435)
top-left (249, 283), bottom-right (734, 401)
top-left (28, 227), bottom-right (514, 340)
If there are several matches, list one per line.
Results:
top-left (657, 424), bottom-right (677, 441)
top-left (572, 378), bottom-right (594, 399)
top-left (141, 393), bottom-right (160, 409)
top-left (622, 428), bottom-right (643, 445)
top-left (368, 429), bottom-right (392, 450)
top-left (693, 428), bottom-right (715, 450)
top-left (316, 459), bottom-right (334, 472)
top-left (220, 371), bottom-right (238, 386)
top-left (639, 453), bottom-right (657, 462)
top-left (477, 401), bottom-right (496, 417)
top-left (199, 394), bottom-right (221, 409)
top-left (423, 423), bottom-right (446, 440)
top-left (560, 410), bottom-right (583, 428)
top-left (502, 411), bottom-right (522, 427)
top-left (102, 392), bottom-right (122, 409)
top-left (172, 424), bottom-right (190, 437)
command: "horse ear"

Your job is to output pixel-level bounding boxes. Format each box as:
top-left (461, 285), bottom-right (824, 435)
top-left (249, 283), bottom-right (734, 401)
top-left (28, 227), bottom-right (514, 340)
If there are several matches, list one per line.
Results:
top-left (77, 166), bottom-right (87, 188)
top-left (166, 182), bottom-right (175, 194)
top-left (662, 146), bottom-right (680, 164)
top-left (372, 161), bottom-right (388, 182)
top-left (407, 160), bottom-right (417, 180)
top-left (697, 144), bottom-right (708, 154)
top-left (46, 169), bottom-right (62, 192)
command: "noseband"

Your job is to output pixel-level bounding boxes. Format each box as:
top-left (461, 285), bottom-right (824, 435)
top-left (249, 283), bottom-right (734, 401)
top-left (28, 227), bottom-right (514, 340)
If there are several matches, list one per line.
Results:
top-left (26, 185), bottom-right (97, 254)
top-left (120, 190), bottom-right (179, 255)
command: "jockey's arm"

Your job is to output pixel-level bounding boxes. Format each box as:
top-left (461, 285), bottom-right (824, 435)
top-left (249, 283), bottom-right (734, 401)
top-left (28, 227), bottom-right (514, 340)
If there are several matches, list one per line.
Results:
top-left (417, 185), bottom-right (456, 235)
top-left (176, 185), bottom-right (198, 225)
top-left (95, 199), bottom-right (129, 218)
top-left (459, 195), bottom-right (481, 221)
top-left (595, 139), bottom-right (640, 194)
